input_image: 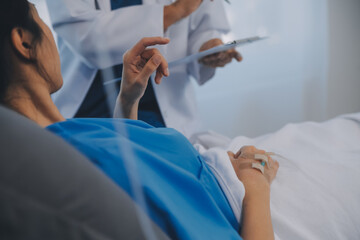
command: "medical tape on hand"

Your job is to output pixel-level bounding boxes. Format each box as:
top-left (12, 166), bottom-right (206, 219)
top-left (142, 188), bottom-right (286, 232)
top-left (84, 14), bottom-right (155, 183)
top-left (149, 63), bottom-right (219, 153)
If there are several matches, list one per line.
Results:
top-left (252, 162), bottom-right (265, 174)
top-left (254, 154), bottom-right (270, 167)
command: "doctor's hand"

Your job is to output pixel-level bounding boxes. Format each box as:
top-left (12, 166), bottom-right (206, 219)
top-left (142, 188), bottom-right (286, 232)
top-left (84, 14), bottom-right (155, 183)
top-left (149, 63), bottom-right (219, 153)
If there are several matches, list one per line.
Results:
top-left (164, 0), bottom-right (205, 31)
top-left (199, 38), bottom-right (242, 68)
top-left (115, 37), bottom-right (170, 120)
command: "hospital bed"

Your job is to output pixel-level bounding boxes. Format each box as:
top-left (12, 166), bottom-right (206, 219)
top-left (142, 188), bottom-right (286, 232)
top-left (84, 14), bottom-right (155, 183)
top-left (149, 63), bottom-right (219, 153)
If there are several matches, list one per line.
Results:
top-left (1, 104), bottom-right (359, 239)
top-left (192, 112), bottom-right (360, 239)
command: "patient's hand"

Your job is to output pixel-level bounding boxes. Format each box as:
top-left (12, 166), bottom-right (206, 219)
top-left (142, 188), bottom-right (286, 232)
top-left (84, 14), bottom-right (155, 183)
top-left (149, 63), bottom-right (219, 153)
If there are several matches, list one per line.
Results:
top-left (199, 38), bottom-right (242, 68)
top-left (229, 146), bottom-right (278, 240)
top-left (114, 37), bottom-right (170, 119)
top-left (228, 146), bottom-right (279, 188)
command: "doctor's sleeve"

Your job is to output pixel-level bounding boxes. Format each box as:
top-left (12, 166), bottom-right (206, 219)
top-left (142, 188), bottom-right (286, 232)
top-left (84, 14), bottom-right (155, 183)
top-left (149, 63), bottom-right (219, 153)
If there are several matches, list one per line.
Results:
top-left (187, 0), bottom-right (231, 85)
top-left (45, 0), bottom-right (164, 69)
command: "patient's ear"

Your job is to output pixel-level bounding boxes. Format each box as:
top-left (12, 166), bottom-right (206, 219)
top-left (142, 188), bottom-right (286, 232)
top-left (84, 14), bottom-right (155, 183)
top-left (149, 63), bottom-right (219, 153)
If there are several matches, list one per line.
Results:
top-left (10, 28), bottom-right (35, 61)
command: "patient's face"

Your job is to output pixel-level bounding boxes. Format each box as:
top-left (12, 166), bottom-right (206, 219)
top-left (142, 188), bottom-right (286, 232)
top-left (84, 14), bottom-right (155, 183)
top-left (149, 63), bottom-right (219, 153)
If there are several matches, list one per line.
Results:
top-left (30, 4), bottom-right (63, 93)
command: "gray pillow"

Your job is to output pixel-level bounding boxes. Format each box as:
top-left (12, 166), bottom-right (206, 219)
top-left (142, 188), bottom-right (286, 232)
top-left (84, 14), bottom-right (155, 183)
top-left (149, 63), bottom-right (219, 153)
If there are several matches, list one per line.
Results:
top-left (0, 106), bottom-right (169, 240)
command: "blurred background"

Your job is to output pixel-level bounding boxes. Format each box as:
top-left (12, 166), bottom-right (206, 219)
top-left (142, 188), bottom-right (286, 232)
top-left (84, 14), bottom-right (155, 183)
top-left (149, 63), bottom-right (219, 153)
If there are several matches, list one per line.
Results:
top-left (32, 0), bottom-right (360, 137)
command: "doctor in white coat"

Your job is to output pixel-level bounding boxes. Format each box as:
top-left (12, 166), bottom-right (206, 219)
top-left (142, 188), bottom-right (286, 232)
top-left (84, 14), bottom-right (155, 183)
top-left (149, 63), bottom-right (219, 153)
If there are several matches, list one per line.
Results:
top-left (46, 0), bottom-right (241, 138)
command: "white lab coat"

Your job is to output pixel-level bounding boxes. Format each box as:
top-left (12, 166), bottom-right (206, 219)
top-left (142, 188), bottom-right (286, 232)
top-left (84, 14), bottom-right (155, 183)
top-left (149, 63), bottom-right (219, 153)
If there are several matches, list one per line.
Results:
top-left (47, 0), bottom-right (230, 138)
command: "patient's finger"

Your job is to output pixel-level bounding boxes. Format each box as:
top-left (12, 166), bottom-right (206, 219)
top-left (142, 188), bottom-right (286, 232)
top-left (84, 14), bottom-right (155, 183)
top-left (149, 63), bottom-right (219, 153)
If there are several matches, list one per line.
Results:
top-left (235, 145), bottom-right (255, 158)
top-left (239, 146), bottom-right (266, 159)
top-left (129, 37), bottom-right (170, 57)
top-left (141, 48), bottom-right (169, 80)
top-left (227, 151), bottom-right (235, 159)
top-left (154, 69), bottom-right (163, 84)
top-left (138, 54), bottom-right (163, 84)
top-left (235, 149), bottom-right (242, 158)
top-left (269, 157), bottom-right (280, 170)
top-left (240, 146), bottom-right (257, 154)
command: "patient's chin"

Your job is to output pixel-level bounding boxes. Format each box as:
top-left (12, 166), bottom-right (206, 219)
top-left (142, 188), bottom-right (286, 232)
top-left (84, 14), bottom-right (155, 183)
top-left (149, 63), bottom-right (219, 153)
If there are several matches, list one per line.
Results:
top-left (51, 77), bottom-right (64, 94)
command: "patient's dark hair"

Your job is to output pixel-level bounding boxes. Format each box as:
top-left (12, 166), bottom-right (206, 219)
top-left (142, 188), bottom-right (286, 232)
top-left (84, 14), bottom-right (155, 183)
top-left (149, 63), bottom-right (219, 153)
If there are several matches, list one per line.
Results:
top-left (0, 0), bottom-right (42, 104)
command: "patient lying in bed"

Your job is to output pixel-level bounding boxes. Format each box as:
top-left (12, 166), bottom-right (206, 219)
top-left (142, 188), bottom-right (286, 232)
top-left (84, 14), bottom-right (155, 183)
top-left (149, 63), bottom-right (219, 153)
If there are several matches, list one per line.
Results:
top-left (1, 1), bottom-right (359, 239)
top-left (0, 2), bottom-right (277, 238)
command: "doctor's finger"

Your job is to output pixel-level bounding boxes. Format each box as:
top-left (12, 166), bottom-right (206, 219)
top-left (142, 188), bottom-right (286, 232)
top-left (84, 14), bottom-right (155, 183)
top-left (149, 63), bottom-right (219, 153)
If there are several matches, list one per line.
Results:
top-left (218, 51), bottom-right (236, 62)
top-left (213, 50), bottom-right (240, 64)
top-left (202, 58), bottom-right (230, 68)
top-left (200, 52), bottom-right (221, 63)
top-left (234, 51), bottom-right (243, 62)
top-left (201, 51), bottom-right (231, 66)
top-left (217, 53), bottom-right (233, 65)
top-left (228, 49), bottom-right (243, 62)
top-left (130, 37), bottom-right (170, 57)
top-left (199, 57), bottom-right (219, 66)
top-left (213, 50), bottom-right (241, 67)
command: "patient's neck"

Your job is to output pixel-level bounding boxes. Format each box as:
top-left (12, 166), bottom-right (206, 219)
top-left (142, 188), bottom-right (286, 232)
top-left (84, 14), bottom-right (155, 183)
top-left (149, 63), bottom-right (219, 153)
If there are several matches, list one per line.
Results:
top-left (6, 74), bottom-right (65, 128)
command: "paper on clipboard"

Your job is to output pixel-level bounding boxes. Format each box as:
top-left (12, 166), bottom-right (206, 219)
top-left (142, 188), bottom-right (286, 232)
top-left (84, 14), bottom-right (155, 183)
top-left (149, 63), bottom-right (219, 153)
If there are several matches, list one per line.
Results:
top-left (168, 36), bottom-right (268, 68)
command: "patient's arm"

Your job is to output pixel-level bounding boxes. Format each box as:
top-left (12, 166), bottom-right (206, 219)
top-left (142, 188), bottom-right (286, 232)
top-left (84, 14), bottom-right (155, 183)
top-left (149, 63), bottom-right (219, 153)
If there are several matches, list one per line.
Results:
top-left (114, 37), bottom-right (170, 119)
top-left (229, 146), bottom-right (279, 240)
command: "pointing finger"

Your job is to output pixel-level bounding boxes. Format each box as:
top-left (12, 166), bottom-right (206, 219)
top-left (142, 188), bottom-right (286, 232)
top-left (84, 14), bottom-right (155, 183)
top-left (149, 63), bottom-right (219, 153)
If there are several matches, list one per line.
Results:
top-left (137, 54), bottom-right (163, 85)
top-left (129, 37), bottom-right (170, 57)
top-left (141, 49), bottom-right (169, 78)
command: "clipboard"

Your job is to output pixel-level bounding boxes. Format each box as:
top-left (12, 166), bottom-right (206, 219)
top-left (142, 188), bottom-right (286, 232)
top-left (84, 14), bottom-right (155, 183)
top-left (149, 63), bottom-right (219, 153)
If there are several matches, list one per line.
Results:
top-left (168, 36), bottom-right (268, 68)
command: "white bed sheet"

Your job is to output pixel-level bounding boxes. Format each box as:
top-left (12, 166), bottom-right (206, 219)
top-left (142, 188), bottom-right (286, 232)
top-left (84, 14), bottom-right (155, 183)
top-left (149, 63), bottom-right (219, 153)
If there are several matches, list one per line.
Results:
top-left (192, 113), bottom-right (360, 239)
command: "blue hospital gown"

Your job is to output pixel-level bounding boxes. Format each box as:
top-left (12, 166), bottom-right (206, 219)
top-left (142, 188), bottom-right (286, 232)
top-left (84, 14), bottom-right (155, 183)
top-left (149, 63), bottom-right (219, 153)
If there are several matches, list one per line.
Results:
top-left (47, 118), bottom-right (241, 240)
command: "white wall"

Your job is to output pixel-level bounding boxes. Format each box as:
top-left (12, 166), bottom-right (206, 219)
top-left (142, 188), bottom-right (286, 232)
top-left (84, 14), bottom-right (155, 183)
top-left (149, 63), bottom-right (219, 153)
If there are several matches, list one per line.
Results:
top-left (195, 0), bottom-right (330, 137)
top-left (327, 0), bottom-right (360, 119)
